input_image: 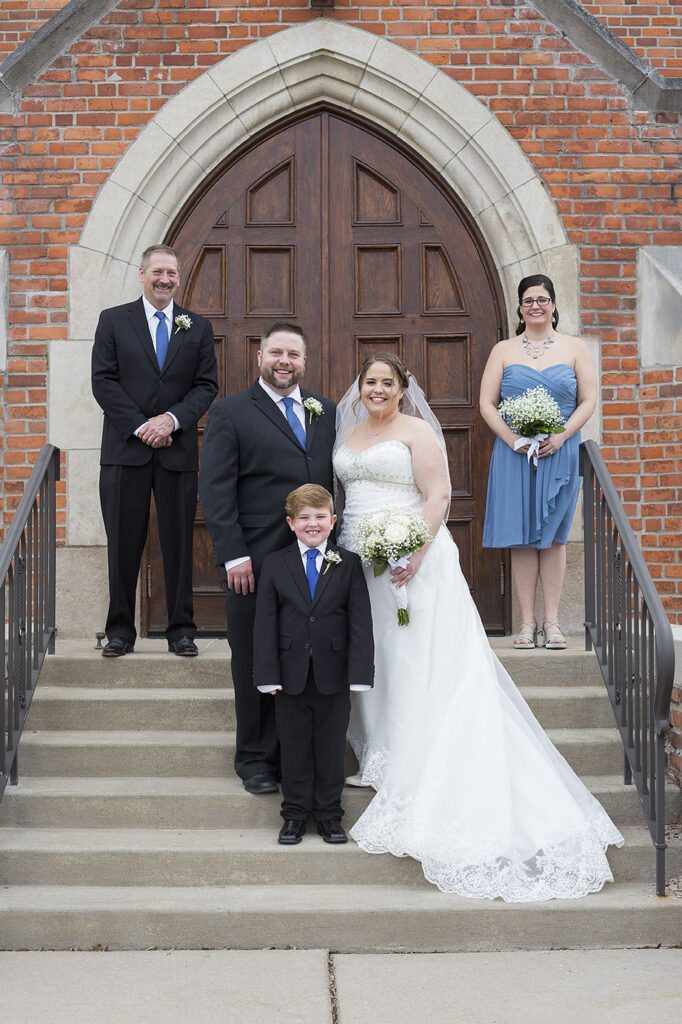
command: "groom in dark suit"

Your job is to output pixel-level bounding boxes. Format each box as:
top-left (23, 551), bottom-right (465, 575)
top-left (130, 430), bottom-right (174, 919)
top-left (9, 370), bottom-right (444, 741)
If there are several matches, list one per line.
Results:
top-left (92, 244), bottom-right (218, 658)
top-left (199, 323), bottom-right (336, 794)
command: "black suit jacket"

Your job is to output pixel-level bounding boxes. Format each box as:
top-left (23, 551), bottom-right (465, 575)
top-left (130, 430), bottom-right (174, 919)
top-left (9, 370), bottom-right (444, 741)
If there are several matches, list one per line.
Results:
top-left (91, 297), bottom-right (218, 470)
top-left (199, 381), bottom-right (336, 571)
top-left (253, 542), bottom-right (374, 695)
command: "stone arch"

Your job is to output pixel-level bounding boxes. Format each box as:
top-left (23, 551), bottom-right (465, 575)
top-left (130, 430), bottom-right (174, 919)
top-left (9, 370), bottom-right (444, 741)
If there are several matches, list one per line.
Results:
top-left (54, 20), bottom-right (580, 628)
top-left (68, 19), bottom-right (577, 341)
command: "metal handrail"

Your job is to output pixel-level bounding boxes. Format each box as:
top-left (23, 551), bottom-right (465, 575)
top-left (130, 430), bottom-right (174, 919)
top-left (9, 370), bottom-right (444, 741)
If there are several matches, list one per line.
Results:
top-left (1, 444), bottom-right (60, 802)
top-left (580, 439), bottom-right (675, 896)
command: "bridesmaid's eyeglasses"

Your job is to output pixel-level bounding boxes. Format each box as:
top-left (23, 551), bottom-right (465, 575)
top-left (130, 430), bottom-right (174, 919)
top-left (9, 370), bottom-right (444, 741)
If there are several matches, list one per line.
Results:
top-left (520, 296), bottom-right (552, 307)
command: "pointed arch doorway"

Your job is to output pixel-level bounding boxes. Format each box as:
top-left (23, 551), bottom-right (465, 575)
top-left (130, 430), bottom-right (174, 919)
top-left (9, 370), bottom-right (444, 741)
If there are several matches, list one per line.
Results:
top-left (142, 107), bottom-right (510, 634)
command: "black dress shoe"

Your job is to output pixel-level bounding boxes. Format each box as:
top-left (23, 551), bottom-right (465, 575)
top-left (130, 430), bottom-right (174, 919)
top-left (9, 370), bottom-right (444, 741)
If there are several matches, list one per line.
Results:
top-left (102, 638), bottom-right (134, 658)
top-left (168, 636), bottom-right (198, 657)
top-left (317, 819), bottom-right (347, 844)
top-left (278, 820), bottom-right (306, 845)
top-left (242, 773), bottom-right (279, 795)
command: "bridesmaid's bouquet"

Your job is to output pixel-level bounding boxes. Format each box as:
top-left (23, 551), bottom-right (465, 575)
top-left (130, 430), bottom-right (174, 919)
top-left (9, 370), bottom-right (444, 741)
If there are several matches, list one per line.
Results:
top-left (354, 509), bottom-right (431, 625)
top-left (497, 386), bottom-right (565, 470)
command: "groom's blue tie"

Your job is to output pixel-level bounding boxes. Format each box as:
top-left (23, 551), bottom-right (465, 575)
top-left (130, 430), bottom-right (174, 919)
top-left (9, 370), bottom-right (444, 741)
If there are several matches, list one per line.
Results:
top-left (306, 548), bottom-right (319, 598)
top-left (282, 396), bottom-right (306, 450)
top-left (155, 310), bottom-right (169, 369)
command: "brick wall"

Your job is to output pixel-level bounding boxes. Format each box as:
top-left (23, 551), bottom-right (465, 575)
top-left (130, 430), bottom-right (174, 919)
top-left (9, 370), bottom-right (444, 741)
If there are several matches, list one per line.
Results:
top-left (0, 0), bottom-right (680, 616)
top-left (0, 0), bottom-right (73, 59)
top-left (583, 1), bottom-right (682, 77)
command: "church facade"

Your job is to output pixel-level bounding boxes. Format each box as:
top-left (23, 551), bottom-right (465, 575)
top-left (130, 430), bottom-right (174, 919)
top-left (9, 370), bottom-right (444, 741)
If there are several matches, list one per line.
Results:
top-left (0, 2), bottom-right (680, 661)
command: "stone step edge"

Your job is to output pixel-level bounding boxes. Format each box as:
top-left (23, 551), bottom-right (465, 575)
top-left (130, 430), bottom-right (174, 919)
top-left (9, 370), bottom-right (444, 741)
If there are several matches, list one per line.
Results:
top-left (17, 728), bottom-right (625, 744)
top-left (1, 773), bottom-right (648, 796)
top-left (0, 824), bottom-right (657, 853)
top-left (30, 685), bottom-right (613, 702)
top-left (0, 882), bottom-right (671, 913)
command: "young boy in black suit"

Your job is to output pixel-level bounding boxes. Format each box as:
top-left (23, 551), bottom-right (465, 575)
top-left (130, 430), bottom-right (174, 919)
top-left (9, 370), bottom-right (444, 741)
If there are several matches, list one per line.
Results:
top-left (253, 484), bottom-right (374, 845)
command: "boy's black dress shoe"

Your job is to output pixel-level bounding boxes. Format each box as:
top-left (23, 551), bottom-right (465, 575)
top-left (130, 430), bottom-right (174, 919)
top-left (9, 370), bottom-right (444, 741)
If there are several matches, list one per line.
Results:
top-left (168, 636), bottom-right (199, 657)
top-left (102, 638), bottom-right (134, 658)
top-left (317, 820), bottom-right (347, 844)
top-left (278, 820), bottom-right (306, 845)
top-left (243, 774), bottom-right (278, 795)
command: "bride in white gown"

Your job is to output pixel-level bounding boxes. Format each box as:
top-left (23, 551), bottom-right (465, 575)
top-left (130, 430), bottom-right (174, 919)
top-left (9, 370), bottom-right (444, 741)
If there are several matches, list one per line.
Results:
top-left (333, 353), bottom-right (623, 902)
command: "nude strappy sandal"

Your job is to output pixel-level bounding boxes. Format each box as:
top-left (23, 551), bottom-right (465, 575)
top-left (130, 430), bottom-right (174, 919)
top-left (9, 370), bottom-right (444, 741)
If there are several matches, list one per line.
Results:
top-left (543, 620), bottom-right (567, 650)
top-left (513, 621), bottom-right (538, 649)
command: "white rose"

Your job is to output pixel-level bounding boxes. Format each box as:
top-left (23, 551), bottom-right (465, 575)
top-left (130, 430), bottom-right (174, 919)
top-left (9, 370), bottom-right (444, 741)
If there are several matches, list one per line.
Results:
top-left (384, 523), bottom-right (408, 544)
top-left (392, 514), bottom-right (412, 530)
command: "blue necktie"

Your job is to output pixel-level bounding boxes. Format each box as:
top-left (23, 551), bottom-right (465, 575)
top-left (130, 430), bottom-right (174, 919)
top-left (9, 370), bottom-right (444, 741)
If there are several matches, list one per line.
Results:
top-left (306, 548), bottom-right (319, 598)
top-left (155, 310), bottom-right (169, 369)
top-left (282, 396), bottom-right (306, 450)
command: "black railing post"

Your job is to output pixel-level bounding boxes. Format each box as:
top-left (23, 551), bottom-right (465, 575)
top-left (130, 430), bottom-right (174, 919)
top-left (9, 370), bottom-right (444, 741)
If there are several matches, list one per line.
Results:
top-left (47, 450), bottom-right (59, 655)
top-left (579, 439), bottom-right (675, 898)
top-left (0, 444), bottom-right (60, 804)
top-left (580, 445), bottom-right (595, 653)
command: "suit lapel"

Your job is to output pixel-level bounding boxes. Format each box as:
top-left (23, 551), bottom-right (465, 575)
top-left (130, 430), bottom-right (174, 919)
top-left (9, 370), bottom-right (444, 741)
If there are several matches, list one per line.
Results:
top-left (284, 544), bottom-right (311, 605)
top-left (300, 388), bottom-right (319, 451)
top-left (250, 381), bottom-right (305, 450)
top-left (311, 543), bottom-right (339, 608)
top-left (129, 298), bottom-right (159, 371)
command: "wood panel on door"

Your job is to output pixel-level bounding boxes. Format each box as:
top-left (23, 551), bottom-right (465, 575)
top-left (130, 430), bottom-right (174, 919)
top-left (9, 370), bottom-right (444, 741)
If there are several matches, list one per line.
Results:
top-left (143, 109), bottom-right (509, 635)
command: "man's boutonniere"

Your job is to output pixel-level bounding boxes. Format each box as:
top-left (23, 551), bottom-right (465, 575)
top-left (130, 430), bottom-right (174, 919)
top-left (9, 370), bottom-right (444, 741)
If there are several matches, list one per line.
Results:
top-left (322, 550), bottom-right (342, 575)
top-left (174, 314), bottom-right (192, 335)
top-left (303, 397), bottom-right (323, 424)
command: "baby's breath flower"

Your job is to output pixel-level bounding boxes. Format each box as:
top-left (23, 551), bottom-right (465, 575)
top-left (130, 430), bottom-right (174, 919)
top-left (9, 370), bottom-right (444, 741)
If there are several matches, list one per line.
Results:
top-left (354, 509), bottom-right (430, 575)
top-left (498, 386), bottom-right (565, 437)
top-left (303, 397), bottom-right (323, 424)
top-left (322, 550), bottom-right (342, 575)
top-left (174, 314), bottom-right (192, 334)
top-left (353, 509), bottom-right (431, 626)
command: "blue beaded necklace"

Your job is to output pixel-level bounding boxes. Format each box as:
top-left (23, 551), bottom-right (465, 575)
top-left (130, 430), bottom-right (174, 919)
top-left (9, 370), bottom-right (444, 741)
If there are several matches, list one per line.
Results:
top-left (522, 333), bottom-right (555, 360)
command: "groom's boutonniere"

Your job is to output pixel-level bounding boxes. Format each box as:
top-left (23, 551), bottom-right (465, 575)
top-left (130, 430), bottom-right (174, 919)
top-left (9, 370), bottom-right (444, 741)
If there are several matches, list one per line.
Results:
top-left (174, 314), bottom-right (192, 335)
top-left (303, 397), bottom-right (323, 424)
top-left (322, 550), bottom-right (342, 575)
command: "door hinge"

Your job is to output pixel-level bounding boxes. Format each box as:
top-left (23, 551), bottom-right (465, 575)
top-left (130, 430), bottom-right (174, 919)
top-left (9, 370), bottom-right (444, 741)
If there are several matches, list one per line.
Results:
top-left (499, 562), bottom-right (505, 596)
top-left (146, 565), bottom-right (152, 598)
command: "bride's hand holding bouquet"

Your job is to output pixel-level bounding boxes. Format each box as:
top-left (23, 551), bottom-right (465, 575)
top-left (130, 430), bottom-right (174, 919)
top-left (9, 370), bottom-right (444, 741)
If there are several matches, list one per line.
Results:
top-left (353, 508), bottom-right (431, 625)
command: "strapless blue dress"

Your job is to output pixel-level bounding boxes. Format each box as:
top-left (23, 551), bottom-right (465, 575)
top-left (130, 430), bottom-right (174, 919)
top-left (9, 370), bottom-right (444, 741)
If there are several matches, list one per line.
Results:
top-left (483, 363), bottom-right (581, 549)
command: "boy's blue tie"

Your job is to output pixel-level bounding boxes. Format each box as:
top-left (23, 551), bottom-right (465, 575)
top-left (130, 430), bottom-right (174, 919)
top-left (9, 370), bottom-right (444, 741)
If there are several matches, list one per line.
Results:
top-left (282, 396), bottom-right (306, 449)
top-left (306, 548), bottom-right (319, 598)
top-left (155, 310), bottom-right (169, 369)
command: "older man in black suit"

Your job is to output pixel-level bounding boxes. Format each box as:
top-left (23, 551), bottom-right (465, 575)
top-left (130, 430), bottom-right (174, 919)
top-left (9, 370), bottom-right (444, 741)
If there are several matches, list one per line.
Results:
top-left (199, 324), bottom-right (336, 794)
top-left (92, 244), bottom-right (218, 658)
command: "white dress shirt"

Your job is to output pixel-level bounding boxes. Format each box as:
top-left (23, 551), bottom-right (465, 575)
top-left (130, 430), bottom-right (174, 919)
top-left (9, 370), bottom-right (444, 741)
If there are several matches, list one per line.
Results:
top-left (257, 538), bottom-right (370, 693)
top-left (134, 296), bottom-right (179, 434)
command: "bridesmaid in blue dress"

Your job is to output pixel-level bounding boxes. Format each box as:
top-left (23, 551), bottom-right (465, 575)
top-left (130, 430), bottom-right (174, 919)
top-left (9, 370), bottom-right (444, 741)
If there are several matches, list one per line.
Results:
top-left (480, 274), bottom-right (597, 650)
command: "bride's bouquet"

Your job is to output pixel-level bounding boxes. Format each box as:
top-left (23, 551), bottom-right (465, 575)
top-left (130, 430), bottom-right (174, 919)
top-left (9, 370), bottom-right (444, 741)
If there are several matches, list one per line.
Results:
top-left (353, 508), bottom-right (431, 625)
top-left (497, 385), bottom-right (565, 470)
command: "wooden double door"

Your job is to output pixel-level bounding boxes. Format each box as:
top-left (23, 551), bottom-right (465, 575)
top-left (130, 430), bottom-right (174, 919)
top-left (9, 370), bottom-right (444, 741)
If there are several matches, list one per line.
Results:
top-left (143, 109), bottom-right (509, 634)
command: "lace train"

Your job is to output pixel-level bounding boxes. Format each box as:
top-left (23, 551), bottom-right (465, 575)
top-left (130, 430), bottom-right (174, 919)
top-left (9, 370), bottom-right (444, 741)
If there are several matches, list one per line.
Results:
top-left (334, 440), bottom-right (624, 901)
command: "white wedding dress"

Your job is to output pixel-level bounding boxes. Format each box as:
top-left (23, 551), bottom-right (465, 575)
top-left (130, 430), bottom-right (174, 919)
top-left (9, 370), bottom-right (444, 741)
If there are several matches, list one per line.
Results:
top-left (334, 439), bottom-right (624, 902)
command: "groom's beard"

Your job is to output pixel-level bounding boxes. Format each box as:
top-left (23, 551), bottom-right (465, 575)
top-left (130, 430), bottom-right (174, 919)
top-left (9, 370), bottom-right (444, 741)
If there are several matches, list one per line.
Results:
top-left (260, 364), bottom-right (305, 391)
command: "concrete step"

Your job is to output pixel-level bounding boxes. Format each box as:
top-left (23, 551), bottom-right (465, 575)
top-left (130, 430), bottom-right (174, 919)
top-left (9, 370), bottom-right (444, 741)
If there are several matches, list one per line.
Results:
top-left (42, 641), bottom-right (232, 690)
top-left (0, 882), bottom-right (679, 952)
top-left (42, 640), bottom-right (603, 690)
top-left (26, 688), bottom-right (234, 732)
top-left (16, 728), bottom-right (626, 778)
top-left (25, 685), bottom-right (617, 733)
top-left (5, 775), bottom-right (675, 830)
top-left (0, 826), bottom-right (676, 888)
